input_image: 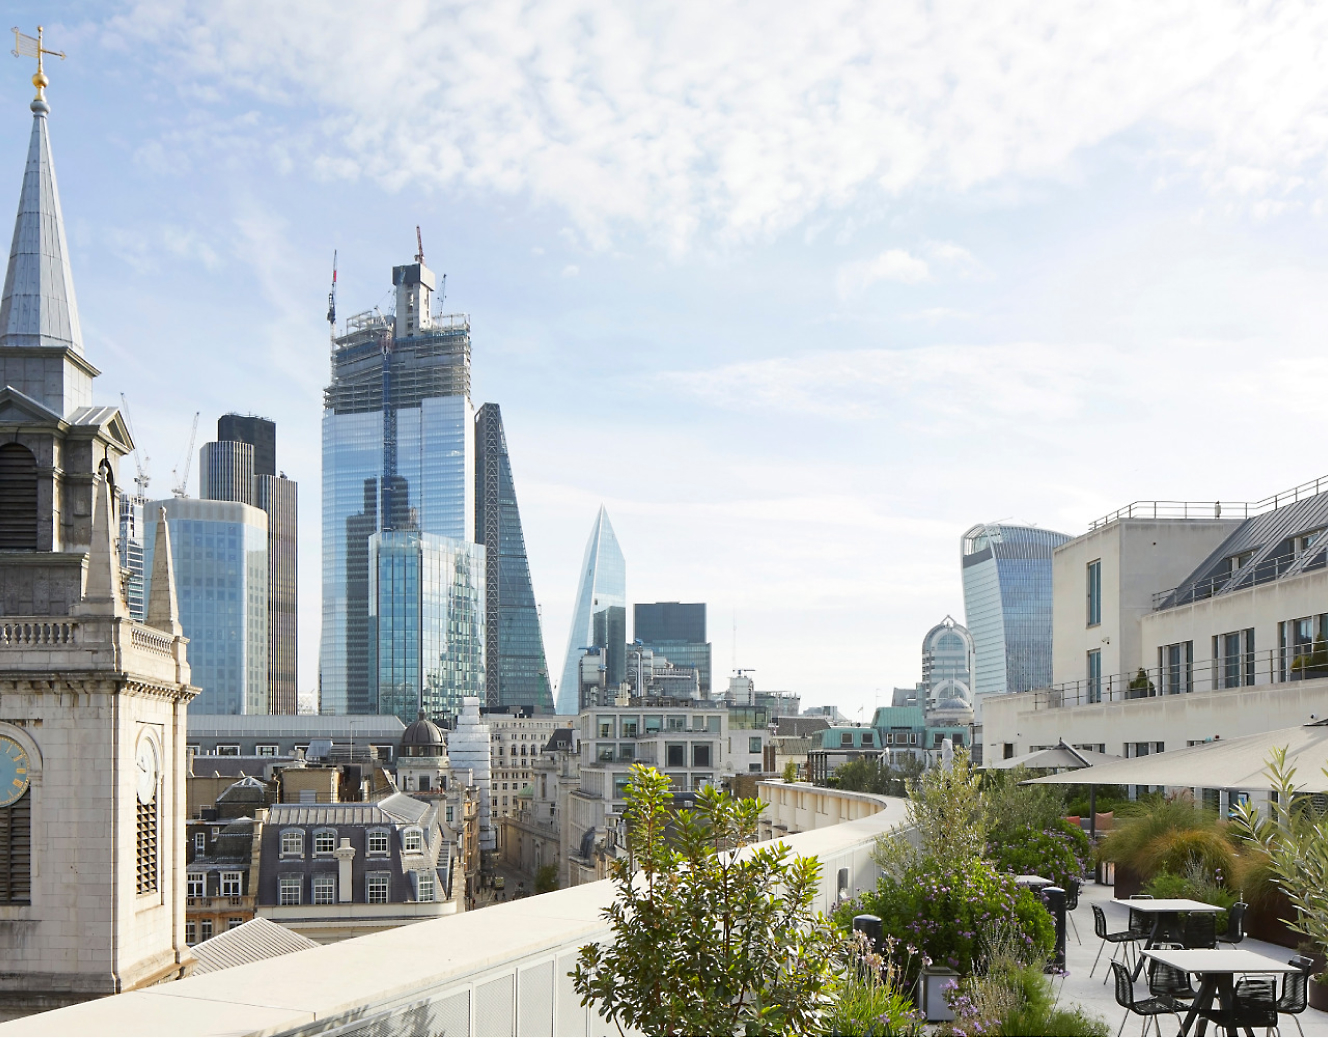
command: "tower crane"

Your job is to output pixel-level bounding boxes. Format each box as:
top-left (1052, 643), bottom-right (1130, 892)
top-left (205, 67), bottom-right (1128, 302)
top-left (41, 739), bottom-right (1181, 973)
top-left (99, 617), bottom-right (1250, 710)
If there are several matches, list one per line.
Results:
top-left (326, 249), bottom-right (337, 337)
top-left (171, 411), bottom-right (200, 498)
top-left (415, 226), bottom-right (424, 265)
top-left (118, 393), bottom-right (150, 497)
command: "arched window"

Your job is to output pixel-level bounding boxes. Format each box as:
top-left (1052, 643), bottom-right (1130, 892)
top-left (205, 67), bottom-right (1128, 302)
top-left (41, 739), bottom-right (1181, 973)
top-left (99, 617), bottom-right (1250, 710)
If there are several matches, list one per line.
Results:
top-left (0, 443), bottom-right (38, 550)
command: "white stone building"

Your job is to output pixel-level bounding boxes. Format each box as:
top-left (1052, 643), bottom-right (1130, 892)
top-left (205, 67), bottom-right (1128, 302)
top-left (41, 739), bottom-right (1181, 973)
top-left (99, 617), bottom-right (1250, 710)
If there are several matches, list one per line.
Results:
top-left (0, 68), bottom-right (197, 1017)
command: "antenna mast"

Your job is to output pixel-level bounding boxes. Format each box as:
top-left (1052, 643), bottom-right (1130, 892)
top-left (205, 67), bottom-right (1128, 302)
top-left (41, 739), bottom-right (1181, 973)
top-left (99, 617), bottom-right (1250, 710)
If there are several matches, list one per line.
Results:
top-left (326, 250), bottom-right (337, 339)
top-left (415, 226), bottom-right (424, 265)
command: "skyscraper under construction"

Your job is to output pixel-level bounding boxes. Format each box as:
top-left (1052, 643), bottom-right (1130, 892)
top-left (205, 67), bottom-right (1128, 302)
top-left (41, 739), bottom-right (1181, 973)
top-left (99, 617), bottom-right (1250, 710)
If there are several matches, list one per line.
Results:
top-left (320, 255), bottom-right (484, 721)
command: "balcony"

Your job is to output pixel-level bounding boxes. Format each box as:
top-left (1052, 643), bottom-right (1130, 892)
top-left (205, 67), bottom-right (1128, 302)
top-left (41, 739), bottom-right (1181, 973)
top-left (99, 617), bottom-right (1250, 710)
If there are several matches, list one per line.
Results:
top-left (7, 790), bottom-right (907, 1037)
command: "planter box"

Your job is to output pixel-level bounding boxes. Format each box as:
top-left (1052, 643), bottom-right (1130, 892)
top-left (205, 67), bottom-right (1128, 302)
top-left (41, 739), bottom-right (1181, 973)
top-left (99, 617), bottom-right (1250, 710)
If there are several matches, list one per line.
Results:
top-left (1112, 863), bottom-right (1142, 899)
top-left (1309, 977), bottom-right (1328, 1013)
top-left (1245, 888), bottom-right (1303, 950)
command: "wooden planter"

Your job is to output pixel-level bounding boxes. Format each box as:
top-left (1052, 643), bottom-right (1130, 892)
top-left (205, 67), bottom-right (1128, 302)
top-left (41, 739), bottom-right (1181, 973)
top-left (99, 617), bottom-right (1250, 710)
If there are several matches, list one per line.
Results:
top-left (1112, 864), bottom-right (1143, 899)
top-left (1309, 977), bottom-right (1328, 1013)
top-left (1244, 888), bottom-right (1303, 950)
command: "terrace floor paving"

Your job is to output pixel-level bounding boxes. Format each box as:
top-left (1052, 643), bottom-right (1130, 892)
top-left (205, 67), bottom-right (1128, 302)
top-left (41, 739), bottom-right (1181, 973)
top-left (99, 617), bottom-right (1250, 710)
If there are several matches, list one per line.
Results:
top-left (1055, 881), bottom-right (1328, 1036)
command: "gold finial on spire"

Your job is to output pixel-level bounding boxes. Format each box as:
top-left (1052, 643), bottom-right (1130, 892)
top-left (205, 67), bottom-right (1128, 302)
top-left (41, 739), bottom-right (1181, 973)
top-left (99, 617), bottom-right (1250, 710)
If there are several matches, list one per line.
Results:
top-left (11, 26), bottom-right (65, 104)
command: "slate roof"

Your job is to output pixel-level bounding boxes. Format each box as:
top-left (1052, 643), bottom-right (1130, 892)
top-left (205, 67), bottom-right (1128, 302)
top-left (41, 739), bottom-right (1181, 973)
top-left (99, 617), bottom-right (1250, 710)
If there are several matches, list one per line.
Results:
top-left (265, 792), bottom-right (431, 827)
top-left (775, 717), bottom-right (831, 738)
top-left (189, 917), bottom-right (319, 976)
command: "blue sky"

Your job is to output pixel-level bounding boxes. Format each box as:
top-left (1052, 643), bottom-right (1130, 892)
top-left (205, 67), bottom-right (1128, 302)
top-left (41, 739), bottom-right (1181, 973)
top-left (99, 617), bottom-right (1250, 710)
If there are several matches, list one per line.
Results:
top-left (6, 2), bottom-right (1328, 719)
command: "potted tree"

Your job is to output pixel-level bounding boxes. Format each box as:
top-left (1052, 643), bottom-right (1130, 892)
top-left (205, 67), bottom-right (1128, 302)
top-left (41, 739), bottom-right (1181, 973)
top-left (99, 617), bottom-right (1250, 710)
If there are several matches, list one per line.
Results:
top-left (1231, 748), bottom-right (1328, 1009)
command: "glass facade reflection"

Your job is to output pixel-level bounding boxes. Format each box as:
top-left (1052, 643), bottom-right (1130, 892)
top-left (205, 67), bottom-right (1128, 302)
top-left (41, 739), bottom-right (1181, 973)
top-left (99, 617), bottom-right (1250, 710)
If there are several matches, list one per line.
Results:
top-left (961, 522), bottom-right (1070, 715)
top-left (474, 403), bottom-right (553, 710)
top-left (320, 270), bottom-right (475, 716)
top-left (371, 531), bottom-right (485, 725)
top-left (556, 507), bottom-right (626, 714)
top-left (143, 498), bottom-right (269, 714)
top-left (634, 602), bottom-right (711, 693)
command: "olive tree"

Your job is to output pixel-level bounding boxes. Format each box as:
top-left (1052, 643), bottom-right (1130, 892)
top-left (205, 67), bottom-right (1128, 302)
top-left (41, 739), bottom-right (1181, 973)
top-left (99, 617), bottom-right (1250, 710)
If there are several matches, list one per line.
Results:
top-left (572, 765), bottom-right (844, 1036)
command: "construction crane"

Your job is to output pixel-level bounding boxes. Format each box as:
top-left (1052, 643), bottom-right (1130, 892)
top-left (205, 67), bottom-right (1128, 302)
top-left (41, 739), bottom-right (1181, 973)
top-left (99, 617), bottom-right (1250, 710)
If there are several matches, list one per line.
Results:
top-left (171, 411), bottom-right (200, 498)
top-left (118, 393), bottom-right (150, 497)
top-left (326, 249), bottom-right (337, 337)
top-left (414, 226), bottom-right (424, 265)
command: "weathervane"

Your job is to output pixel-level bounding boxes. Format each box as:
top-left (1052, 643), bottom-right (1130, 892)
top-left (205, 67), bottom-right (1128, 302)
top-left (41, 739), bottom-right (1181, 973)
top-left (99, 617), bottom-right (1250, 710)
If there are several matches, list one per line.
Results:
top-left (11, 26), bottom-right (65, 103)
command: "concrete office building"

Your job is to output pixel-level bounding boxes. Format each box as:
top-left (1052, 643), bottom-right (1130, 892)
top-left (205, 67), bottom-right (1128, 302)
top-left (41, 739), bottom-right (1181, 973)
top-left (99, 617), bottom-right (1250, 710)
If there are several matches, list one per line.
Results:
top-left (144, 498), bottom-right (269, 715)
top-left (0, 70), bottom-right (196, 1014)
top-left (322, 257), bottom-right (476, 716)
top-left (474, 404), bottom-right (553, 711)
top-left (556, 507), bottom-right (626, 714)
top-left (961, 522), bottom-right (1071, 716)
top-left (985, 477), bottom-right (1328, 762)
top-left (201, 416), bottom-right (299, 715)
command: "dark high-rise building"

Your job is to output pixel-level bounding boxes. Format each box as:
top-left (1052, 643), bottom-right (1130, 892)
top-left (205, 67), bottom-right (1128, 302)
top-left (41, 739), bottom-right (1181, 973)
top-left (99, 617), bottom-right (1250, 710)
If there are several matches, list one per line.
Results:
top-left (474, 404), bottom-right (553, 711)
top-left (592, 605), bottom-right (627, 688)
top-left (634, 601), bottom-right (712, 694)
top-left (200, 416), bottom-right (298, 714)
top-left (217, 414), bottom-right (276, 476)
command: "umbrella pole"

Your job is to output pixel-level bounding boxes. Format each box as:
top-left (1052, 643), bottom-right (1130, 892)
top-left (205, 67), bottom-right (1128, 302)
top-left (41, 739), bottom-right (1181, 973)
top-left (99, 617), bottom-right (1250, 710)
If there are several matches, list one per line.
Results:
top-left (1089, 784), bottom-right (1096, 839)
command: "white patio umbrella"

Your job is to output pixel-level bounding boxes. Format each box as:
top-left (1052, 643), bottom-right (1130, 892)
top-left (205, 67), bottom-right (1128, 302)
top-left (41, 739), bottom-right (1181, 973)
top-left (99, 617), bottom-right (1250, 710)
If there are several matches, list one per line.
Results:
top-left (1023, 720), bottom-right (1328, 793)
top-left (986, 739), bottom-right (1121, 772)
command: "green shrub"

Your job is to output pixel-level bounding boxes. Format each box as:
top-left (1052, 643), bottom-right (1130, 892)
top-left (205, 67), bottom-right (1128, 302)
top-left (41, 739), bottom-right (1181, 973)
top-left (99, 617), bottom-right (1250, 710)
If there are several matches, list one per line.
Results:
top-left (838, 859), bottom-right (1055, 977)
top-left (990, 819), bottom-right (1090, 891)
top-left (1096, 794), bottom-right (1236, 880)
top-left (823, 933), bottom-right (923, 1037)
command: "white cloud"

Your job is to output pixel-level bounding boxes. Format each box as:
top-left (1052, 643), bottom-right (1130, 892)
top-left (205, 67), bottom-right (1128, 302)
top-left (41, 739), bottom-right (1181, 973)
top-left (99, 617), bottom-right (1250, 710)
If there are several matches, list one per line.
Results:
top-left (561, 264), bottom-right (580, 278)
top-left (107, 1), bottom-right (1328, 250)
top-left (836, 248), bottom-right (931, 296)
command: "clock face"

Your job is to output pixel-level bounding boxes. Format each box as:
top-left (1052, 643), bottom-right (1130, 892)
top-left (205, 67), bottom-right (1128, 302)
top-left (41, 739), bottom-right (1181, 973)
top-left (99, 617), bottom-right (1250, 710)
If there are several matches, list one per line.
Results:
top-left (135, 737), bottom-right (159, 804)
top-left (0, 736), bottom-right (30, 808)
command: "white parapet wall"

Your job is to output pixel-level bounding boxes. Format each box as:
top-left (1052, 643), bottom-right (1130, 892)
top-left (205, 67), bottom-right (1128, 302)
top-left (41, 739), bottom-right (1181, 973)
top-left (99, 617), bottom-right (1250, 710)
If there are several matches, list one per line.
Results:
top-left (5, 790), bottom-right (908, 1038)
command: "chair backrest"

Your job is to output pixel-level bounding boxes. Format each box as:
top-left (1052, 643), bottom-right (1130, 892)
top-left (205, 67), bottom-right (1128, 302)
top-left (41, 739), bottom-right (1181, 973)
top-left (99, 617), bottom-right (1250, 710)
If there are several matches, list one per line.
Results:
top-left (1110, 960), bottom-right (1136, 1011)
top-left (1092, 902), bottom-right (1108, 939)
top-left (1065, 877), bottom-right (1080, 910)
top-left (1279, 962), bottom-right (1309, 1013)
top-left (1148, 960), bottom-right (1191, 998)
top-left (1224, 901), bottom-right (1247, 943)
top-left (1183, 912), bottom-right (1217, 949)
top-left (1130, 893), bottom-right (1154, 899)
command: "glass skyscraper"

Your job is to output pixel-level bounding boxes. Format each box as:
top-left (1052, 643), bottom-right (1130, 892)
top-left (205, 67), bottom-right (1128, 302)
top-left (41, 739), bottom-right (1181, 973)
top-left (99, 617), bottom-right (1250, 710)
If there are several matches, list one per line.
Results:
top-left (961, 522), bottom-right (1071, 715)
top-left (556, 506), bottom-right (626, 714)
top-left (474, 403), bottom-right (553, 710)
top-left (634, 601), bottom-right (711, 693)
top-left (143, 498), bottom-right (269, 714)
top-left (117, 491), bottom-right (146, 621)
top-left (321, 259), bottom-right (476, 716)
top-left (371, 531), bottom-right (485, 725)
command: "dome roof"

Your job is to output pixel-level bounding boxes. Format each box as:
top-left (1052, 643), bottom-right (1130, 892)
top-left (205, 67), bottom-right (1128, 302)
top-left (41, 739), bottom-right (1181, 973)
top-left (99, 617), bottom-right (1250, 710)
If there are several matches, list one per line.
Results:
top-left (401, 716), bottom-right (445, 752)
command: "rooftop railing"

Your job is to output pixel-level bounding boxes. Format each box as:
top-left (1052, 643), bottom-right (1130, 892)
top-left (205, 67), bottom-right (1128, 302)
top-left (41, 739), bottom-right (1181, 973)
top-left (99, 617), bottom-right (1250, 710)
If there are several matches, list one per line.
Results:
top-left (5, 790), bottom-right (908, 1038)
top-left (1026, 648), bottom-right (1328, 711)
top-left (1153, 546), bottom-right (1327, 609)
top-left (1088, 473), bottom-right (1328, 531)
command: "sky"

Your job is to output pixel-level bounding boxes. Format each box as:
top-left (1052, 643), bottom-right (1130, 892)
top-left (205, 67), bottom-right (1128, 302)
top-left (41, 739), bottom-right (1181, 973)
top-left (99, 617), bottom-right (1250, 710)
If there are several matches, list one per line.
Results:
top-left (5, 1), bottom-right (1328, 721)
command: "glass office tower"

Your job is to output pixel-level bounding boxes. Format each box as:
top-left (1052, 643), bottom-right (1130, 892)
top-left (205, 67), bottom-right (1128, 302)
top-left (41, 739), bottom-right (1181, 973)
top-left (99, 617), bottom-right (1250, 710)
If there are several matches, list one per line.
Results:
top-left (143, 498), bottom-right (269, 714)
top-left (556, 506), bottom-right (626, 714)
top-left (474, 403), bottom-right (553, 710)
top-left (371, 531), bottom-right (485, 725)
top-left (117, 491), bottom-right (146, 621)
top-left (321, 260), bottom-right (475, 715)
top-left (961, 523), bottom-right (1071, 716)
top-left (634, 601), bottom-right (711, 693)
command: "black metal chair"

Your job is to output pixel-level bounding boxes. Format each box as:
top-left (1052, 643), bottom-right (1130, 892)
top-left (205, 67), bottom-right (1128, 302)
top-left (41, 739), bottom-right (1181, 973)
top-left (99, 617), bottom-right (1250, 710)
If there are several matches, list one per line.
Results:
top-left (1147, 959), bottom-right (1197, 1006)
top-left (1110, 960), bottom-right (1183, 1036)
top-left (1275, 957), bottom-right (1312, 1036)
top-left (1127, 894), bottom-right (1154, 942)
top-left (1217, 901), bottom-right (1248, 946)
top-left (1182, 912), bottom-right (1217, 950)
top-left (1065, 877), bottom-right (1081, 944)
top-left (1092, 903), bottom-right (1138, 982)
top-left (1199, 983), bottom-right (1278, 1035)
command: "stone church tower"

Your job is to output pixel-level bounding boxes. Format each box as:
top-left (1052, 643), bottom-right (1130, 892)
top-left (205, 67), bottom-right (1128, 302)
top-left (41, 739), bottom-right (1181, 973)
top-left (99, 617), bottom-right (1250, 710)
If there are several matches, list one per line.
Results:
top-left (0, 58), bottom-right (197, 1018)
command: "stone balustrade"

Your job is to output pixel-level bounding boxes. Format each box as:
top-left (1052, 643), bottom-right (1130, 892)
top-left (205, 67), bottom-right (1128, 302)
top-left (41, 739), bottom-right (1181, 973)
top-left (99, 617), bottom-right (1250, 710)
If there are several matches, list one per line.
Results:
top-left (0, 618), bottom-right (79, 648)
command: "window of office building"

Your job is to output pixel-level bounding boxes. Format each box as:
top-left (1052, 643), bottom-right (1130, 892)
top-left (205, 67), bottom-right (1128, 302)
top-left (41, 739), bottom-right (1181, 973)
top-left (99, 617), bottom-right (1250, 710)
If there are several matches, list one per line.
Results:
top-left (200, 919), bottom-right (213, 941)
top-left (1086, 559), bottom-right (1101, 626)
top-left (748, 736), bottom-right (762, 754)
top-left (415, 870), bottom-right (435, 902)
top-left (313, 829), bottom-right (337, 854)
top-left (1213, 629), bottom-right (1256, 689)
top-left (216, 745), bottom-right (240, 757)
top-left (597, 743), bottom-right (614, 762)
top-left (366, 873), bottom-right (390, 904)
top-left (693, 744), bottom-right (711, 768)
top-left (228, 917), bottom-right (244, 930)
top-left (596, 716), bottom-right (614, 739)
top-left (279, 875), bottom-right (302, 905)
top-left (313, 873), bottom-right (336, 904)
top-left (613, 774), bottom-right (632, 800)
top-left (368, 830), bottom-right (389, 855)
top-left (402, 828), bottom-right (423, 852)
top-left (666, 743), bottom-right (685, 767)
top-left (185, 921), bottom-right (196, 945)
top-left (1280, 614), bottom-right (1328, 680)
top-left (1086, 650), bottom-right (1102, 704)
top-left (280, 830), bottom-right (304, 857)
top-left (256, 744), bottom-right (279, 757)
top-left (1158, 641), bottom-right (1194, 694)
top-left (666, 715), bottom-right (685, 732)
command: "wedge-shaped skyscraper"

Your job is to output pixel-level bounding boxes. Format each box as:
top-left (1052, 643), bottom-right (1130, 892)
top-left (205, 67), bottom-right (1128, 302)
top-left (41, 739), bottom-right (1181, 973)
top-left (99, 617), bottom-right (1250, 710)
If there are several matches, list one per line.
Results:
top-left (556, 506), bottom-right (626, 714)
top-left (475, 403), bottom-right (553, 710)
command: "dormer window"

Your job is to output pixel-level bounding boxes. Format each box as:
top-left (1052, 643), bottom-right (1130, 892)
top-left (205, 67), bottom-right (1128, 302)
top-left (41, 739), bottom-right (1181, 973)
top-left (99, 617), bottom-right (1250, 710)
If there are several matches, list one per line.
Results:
top-left (313, 829), bottom-right (337, 855)
top-left (402, 827), bottom-right (424, 853)
top-left (280, 829), bottom-right (304, 857)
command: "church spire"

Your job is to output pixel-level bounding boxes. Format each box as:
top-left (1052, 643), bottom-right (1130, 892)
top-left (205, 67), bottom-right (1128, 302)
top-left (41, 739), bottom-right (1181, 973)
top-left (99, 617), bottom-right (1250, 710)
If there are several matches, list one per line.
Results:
top-left (0, 29), bottom-right (82, 355)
